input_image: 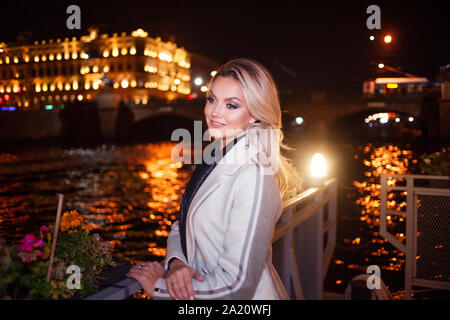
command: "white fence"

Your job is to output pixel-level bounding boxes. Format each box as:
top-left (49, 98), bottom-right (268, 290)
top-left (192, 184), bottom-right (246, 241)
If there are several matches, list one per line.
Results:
top-left (380, 173), bottom-right (450, 299)
top-left (86, 178), bottom-right (338, 300)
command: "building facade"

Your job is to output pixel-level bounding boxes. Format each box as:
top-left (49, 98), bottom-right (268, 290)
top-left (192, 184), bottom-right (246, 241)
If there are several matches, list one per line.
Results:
top-left (0, 27), bottom-right (192, 110)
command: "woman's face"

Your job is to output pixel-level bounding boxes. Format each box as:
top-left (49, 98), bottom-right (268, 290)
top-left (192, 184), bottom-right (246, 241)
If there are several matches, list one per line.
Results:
top-left (204, 76), bottom-right (256, 146)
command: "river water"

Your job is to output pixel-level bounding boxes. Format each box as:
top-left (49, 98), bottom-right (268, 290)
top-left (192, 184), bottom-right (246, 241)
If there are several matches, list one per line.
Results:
top-left (0, 127), bottom-right (448, 299)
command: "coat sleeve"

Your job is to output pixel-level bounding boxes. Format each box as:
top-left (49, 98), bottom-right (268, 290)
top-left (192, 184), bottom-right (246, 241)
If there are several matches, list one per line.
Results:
top-left (162, 219), bottom-right (188, 272)
top-left (152, 163), bottom-right (282, 300)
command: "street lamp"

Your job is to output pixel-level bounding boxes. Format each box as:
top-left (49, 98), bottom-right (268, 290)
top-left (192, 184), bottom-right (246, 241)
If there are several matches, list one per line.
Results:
top-left (384, 35), bottom-right (392, 44)
top-left (310, 153), bottom-right (327, 187)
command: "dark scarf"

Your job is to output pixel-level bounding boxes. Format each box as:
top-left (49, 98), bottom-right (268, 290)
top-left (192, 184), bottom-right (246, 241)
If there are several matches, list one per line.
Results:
top-left (178, 134), bottom-right (246, 259)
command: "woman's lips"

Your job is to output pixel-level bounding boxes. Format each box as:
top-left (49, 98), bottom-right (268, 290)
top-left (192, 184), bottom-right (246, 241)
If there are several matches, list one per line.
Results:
top-left (210, 120), bottom-right (225, 128)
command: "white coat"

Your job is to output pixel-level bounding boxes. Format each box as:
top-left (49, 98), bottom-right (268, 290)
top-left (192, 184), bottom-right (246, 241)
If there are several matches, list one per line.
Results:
top-left (152, 132), bottom-right (289, 300)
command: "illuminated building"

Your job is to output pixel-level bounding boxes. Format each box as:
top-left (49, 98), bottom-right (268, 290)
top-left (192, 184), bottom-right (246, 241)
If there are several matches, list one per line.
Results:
top-left (0, 27), bottom-right (191, 109)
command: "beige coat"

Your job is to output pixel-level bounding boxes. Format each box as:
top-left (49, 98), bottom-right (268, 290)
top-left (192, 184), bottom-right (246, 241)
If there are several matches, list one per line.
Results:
top-left (152, 133), bottom-right (289, 300)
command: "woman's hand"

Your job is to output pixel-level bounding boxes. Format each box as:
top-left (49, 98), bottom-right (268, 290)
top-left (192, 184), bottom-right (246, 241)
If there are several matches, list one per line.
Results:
top-left (166, 259), bottom-right (204, 300)
top-left (126, 261), bottom-right (165, 297)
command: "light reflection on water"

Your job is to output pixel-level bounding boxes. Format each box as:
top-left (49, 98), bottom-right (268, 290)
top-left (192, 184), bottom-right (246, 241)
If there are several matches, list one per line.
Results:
top-left (0, 142), bottom-right (192, 263)
top-left (325, 142), bottom-right (418, 298)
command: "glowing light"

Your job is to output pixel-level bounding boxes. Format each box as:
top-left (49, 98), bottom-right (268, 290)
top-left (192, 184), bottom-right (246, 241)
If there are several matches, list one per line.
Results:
top-left (35, 84), bottom-right (41, 92)
top-left (92, 81), bottom-right (99, 90)
top-left (121, 48), bottom-right (128, 55)
top-left (174, 79), bottom-right (180, 85)
top-left (113, 82), bottom-right (119, 89)
top-left (384, 35), bottom-right (392, 43)
top-left (295, 117), bottom-right (304, 125)
top-left (379, 114), bottom-right (389, 124)
top-left (130, 80), bottom-right (137, 88)
top-left (200, 85), bottom-right (208, 92)
top-left (369, 35), bottom-right (375, 41)
top-left (112, 48), bottom-right (119, 57)
top-left (64, 52), bottom-right (70, 60)
top-left (85, 82), bottom-right (90, 90)
top-left (210, 70), bottom-right (217, 77)
top-left (77, 94), bottom-right (83, 101)
top-left (34, 55), bottom-right (40, 62)
top-left (310, 153), bottom-right (327, 177)
top-left (194, 77), bottom-right (203, 86)
top-left (378, 63), bottom-right (384, 69)
top-left (13, 56), bottom-right (19, 63)
top-left (131, 29), bottom-right (148, 37)
top-left (5, 56), bottom-right (10, 64)
top-left (395, 118), bottom-right (400, 123)
top-left (24, 55), bottom-right (30, 62)
top-left (49, 54), bottom-right (54, 61)
top-left (92, 65), bottom-right (99, 73)
top-left (72, 52), bottom-right (78, 59)
top-left (158, 52), bottom-right (171, 62)
top-left (65, 83), bottom-right (71, 91)
top-left (103, 65), bottom-right (110, 73)
top-left (42, 83), bottom-right (48, 92)
top-left (130, 47), bottom-right (136, 55)
top-left (103, 50), bottom-right (109, 58)
top-left (56, 53), bottom-right (62, 60)
top-left (121, 79), bottom-right (129, 88)
top-left (81, 52), bottom-right (89, 59)
top-left (408, 116), bottom-right (414, 122)
top-left (72, 81), bottom-right (79, 90)
top-left (387, 83), bottom-right (398, 89)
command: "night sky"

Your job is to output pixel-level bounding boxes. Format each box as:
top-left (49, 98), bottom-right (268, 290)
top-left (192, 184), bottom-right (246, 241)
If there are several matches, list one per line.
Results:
top-left (1, 0), bottom-right (449, 95)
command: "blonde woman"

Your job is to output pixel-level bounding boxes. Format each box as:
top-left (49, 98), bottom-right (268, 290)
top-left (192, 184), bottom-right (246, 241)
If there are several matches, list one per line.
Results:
top-left (127, 58), bottom-right (303, 300)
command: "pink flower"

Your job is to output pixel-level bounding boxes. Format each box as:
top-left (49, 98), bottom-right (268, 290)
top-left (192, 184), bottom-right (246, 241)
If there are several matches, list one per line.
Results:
top-left (40, 225), bottom-right (50, 233)
top-left (34, 239), bottom-right (44, 248)
top-left (18, 243), bottom-right (34, 252)
top-left (23, 234), bottom-right (37, 244)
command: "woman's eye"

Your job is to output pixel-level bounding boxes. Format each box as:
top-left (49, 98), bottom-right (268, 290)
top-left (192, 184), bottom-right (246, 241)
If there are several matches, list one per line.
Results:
top-left (227, 104), bottom-right (238, 109)
top-left (206, 97), bottom-right (215, 103)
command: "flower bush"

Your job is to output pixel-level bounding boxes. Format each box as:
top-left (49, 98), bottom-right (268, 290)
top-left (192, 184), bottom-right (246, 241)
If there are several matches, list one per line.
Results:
top-left (419, 147), bottom-right (450, 176)
top-left (0, 210), bottom-right (114, 299)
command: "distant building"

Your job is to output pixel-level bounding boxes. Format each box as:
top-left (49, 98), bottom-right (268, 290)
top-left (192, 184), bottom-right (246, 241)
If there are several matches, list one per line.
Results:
top-left (0, 27), bottom-right (194, 110)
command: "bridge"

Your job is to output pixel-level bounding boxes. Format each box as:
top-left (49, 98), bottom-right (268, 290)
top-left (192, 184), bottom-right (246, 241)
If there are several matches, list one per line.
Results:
top-left (0, 92), bottom-right (447, 142)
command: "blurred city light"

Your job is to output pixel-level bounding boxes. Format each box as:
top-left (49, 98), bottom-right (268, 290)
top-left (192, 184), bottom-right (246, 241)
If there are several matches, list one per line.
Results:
top-left (194, 77), bottom-right (203, 86)
top-left (295, 116), bottom-right (304, 125)
top-left (378, 63), bottom-right (384, 68)
top-left (369, 35), bottom-right (375, 41)
top-left (310, 153), bottom-right (327, 177)
top-left (384, 35), bottom-right (392, 43)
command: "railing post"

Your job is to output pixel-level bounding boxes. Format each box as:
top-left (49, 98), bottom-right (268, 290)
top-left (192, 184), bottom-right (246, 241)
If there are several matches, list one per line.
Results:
top-left (404, 176), bottom-right (414, 300)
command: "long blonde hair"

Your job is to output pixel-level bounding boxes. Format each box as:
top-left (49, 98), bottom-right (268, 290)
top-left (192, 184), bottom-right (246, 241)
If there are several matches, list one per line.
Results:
top-left (207, 58), bottom-right (304, 205)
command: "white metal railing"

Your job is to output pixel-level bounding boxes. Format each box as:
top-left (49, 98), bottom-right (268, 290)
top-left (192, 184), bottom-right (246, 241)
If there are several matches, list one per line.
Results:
top-left (380, 173), bottom-right (450, 300)
top-left (86, 178), bottom-right (338, 300)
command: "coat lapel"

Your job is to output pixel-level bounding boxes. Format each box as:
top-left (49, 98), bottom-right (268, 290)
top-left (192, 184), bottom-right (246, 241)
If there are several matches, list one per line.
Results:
top-left (185, 135), bottom-right (259, 263)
